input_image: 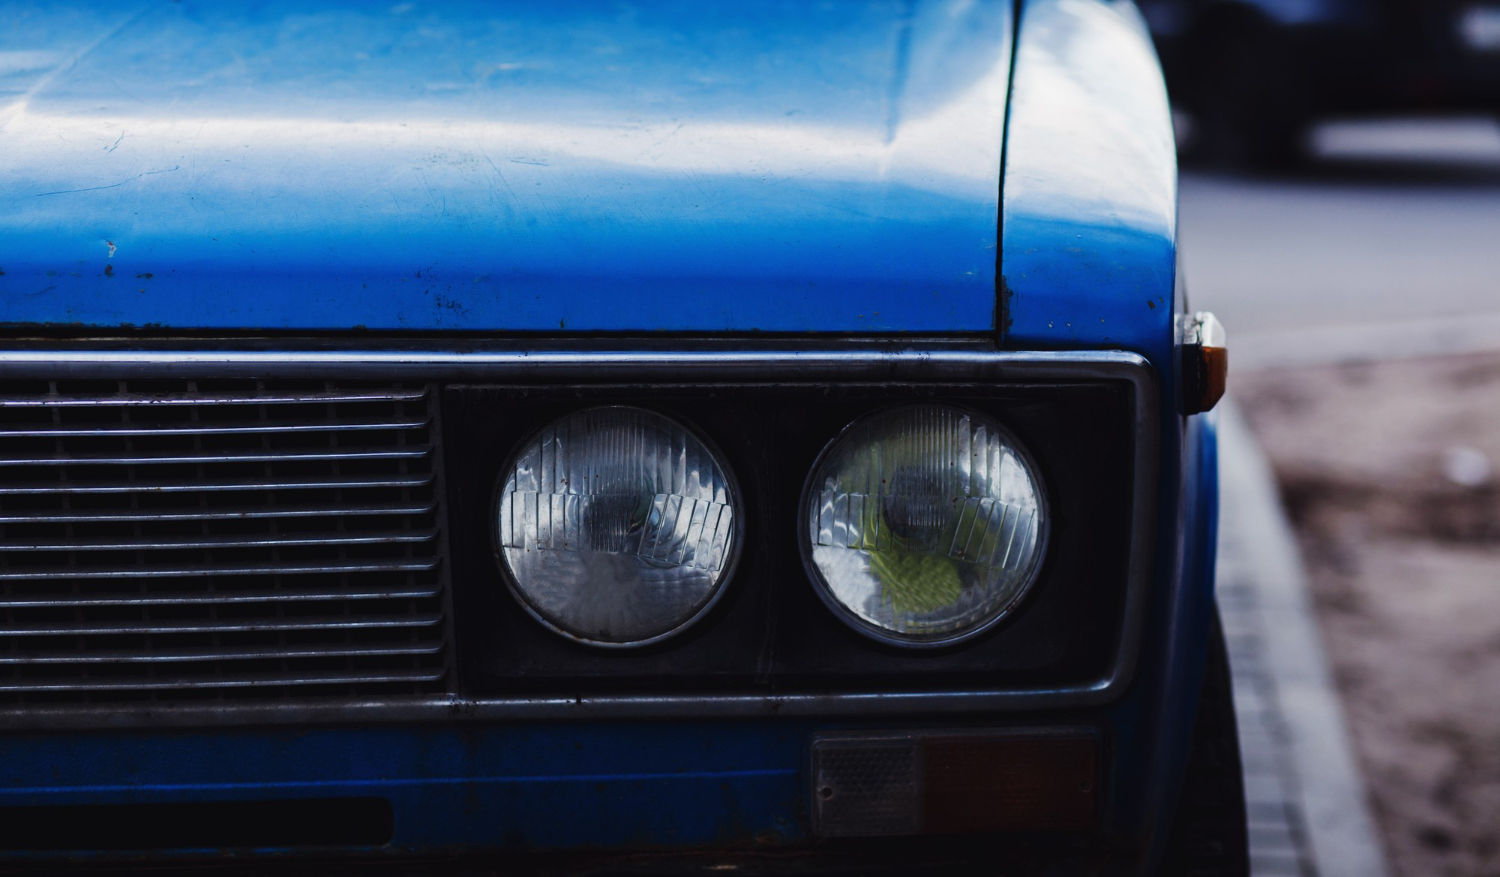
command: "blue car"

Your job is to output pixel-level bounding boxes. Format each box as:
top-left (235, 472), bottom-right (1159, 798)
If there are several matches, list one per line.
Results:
top-left (0, 0), bottom-right (1231, 872)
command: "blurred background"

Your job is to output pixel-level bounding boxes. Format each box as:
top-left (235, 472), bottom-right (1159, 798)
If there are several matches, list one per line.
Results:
top-left (1139, 1), bottom-right (1500, 874)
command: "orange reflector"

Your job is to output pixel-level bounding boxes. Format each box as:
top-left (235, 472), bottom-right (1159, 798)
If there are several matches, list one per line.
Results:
top-left (924, 735), bottom-right (1098, 833)
top-left (1196, 344), bottom-right (1228, 412)
top-left (1184, 311), bottom-right (1227, 414)
top-left (812, 730), bottom-right (1099, 837)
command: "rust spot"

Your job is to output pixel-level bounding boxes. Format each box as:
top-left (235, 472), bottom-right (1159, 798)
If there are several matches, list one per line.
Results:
top-left (432, 293), bottom-right (469, 316)
top-left (1147, 300), bottom-right (1155, 309)
top-left (998, 275), bottom-right (1015, 332)
top-left (103, 264), bottom-right (114, 278)
top-left (135, 272), bottom-right (153, 280)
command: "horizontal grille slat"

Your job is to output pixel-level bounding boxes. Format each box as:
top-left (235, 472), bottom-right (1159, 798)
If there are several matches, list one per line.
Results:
top-left (0, 529), bottom-right (437, 552)
top-left (0, 389), bottom-right (428, 408)
top-left (0, 501), bottom-right (437, 524)
top-left (0, 379), bottom-right (450, 704)
top-left (0, 641), bottom-right (443, 664)
top-left (0, 559), bottom-right (438, 580)
top-left (0, 668), bottom-right (446, 693)
top-left (0, 445), bottom-right (432, 466)
top-left (0, 583), bottom-right (441, 608)
top-left (0, 417), bottom-right (428, 438)
top-left (0, 614), bottom-right (442, 637)
top-left (0, 474), bottom-right (434, 495)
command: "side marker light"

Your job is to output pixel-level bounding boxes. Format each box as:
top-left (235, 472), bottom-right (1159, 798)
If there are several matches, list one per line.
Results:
top-left (1183, 310), bottom-right (1227, 414)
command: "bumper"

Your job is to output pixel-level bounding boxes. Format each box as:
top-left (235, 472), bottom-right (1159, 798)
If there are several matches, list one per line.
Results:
top-left (0, 721), bottom-right (804, 854)
top-left (0, 717), bottom-right (1128, 869)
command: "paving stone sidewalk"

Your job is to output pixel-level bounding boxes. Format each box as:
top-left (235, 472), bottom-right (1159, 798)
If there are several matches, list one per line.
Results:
top-left (1215, 401), bottom-right (1389, 877)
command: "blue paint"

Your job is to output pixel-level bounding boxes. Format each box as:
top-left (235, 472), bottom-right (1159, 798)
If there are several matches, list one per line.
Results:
top-left (1000, 3), bottom-right (1228, 857)
top-left (1143, 411), bottom-right (1221, 852)
top-left (0, 0), bottom-right (1228, 868)
top-left (0, 0), bottom-right (1011, 333)
top-left (0, 721), bottom-right (807, 851)
top-left (1092, 410), bottom-right (1217, 852)
top-left (1192, 413), bottom-right (1221, 603)
top-left (1001, 0), bottom-right (1177, 365)
top-left (1, 769), bottom-right (798, 798)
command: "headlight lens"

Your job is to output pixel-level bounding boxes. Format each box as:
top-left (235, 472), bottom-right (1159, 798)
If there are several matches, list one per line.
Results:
top-left (495, 407), bottom-right (740, 647)
top-left (802, 404), bottom-right (1047, 646)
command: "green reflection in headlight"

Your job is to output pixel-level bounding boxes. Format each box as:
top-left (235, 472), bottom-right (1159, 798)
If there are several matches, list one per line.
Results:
top-left (857, 480), bottom-right (973, 617)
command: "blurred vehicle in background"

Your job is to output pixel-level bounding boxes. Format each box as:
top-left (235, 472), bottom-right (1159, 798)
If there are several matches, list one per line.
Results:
top-left (1138, 0), bottom-right (1500, 165)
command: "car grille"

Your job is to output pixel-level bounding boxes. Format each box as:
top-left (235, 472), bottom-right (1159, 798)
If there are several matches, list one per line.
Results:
top-left (0, 380), bottom-right (451, 703)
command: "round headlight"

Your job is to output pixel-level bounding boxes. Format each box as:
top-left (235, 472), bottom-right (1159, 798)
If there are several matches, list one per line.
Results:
top-left (495, 407), bottom-right (741, 647)
top-left (801, 404), bottom-right (1047, 646)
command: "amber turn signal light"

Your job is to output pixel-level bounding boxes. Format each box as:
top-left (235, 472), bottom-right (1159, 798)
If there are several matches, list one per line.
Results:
top-left (1183, 311), bottom-right (1227, 414)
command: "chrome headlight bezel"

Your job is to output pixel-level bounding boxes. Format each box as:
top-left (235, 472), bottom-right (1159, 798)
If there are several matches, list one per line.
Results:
top-left (490, 405), bottom-right (746, 650)
top-left (797, 402), bottom-right (1052, 649)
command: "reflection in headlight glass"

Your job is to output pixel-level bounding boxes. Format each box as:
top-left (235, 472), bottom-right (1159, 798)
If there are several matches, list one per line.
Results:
top-left (496, 407), bottom-right (737, 646)
top-left (805, 404), bottom-right (1045, 643)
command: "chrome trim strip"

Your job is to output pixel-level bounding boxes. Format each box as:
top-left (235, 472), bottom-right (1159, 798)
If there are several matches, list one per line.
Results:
top-left (0, 348), bottom-right (1143, 382)
top-left (0, 669), bottom-right (446, 693)
top-left (0, 347), bottom-right (1158, 724)
top-left (0, 584), bottom-right (441, 608)
top-left (0, 558), bottom-right (439, 582)
top-left (0, 445), bottom-right (431, 466)
top-left (0, 388), bottom-right (428, 406)
top-left (0, 613), bottom-right (443, 637)
top-left (0, 417), bottom-right (429, 438)
top-left (0, 501), bottom-right (437, 524)
top-left (0, 688), bottom-right (1123, 728)
top-left (0, 473), bottom-right (434, 494)
top-left (0, 642), bottom-right (444, 665)
top-left (0, 529), bottom-right (436, 553)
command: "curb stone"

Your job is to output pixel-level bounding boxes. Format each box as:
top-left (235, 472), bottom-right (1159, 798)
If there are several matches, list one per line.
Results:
top-left (1216, 399), bottom-right (1390, 877)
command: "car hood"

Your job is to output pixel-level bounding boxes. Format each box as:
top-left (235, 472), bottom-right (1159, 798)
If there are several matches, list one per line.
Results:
top-left (0, 1), bottom-right (1012, 334)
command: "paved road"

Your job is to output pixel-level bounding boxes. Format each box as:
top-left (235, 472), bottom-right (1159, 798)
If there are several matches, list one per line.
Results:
top-left (1180, 116), bottom-right (1500, 369)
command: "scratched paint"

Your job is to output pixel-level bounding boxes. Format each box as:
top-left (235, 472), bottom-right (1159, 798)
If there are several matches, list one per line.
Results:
top-left (0, 0), bottom-right (1011, 333)
top-left (1000, 0), bottom-right (1177, 364)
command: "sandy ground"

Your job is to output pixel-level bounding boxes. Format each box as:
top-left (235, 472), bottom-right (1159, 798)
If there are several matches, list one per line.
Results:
top-left (1236, 353), bottom-right (1500, 877)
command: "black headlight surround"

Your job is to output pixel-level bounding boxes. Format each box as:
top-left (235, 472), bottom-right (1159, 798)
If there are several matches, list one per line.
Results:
top-left (443, 380), bottom-right (1136, 696)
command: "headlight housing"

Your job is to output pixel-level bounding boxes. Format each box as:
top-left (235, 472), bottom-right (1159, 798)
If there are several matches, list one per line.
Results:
top-left (801, 404), bottom-right (1048, 647)
top-left (495, 406), bottom-right (741, 647)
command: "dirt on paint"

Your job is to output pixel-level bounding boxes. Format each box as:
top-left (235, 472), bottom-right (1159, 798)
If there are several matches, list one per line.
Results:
top-left (1236, 352), bottom-right (1500, 877)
